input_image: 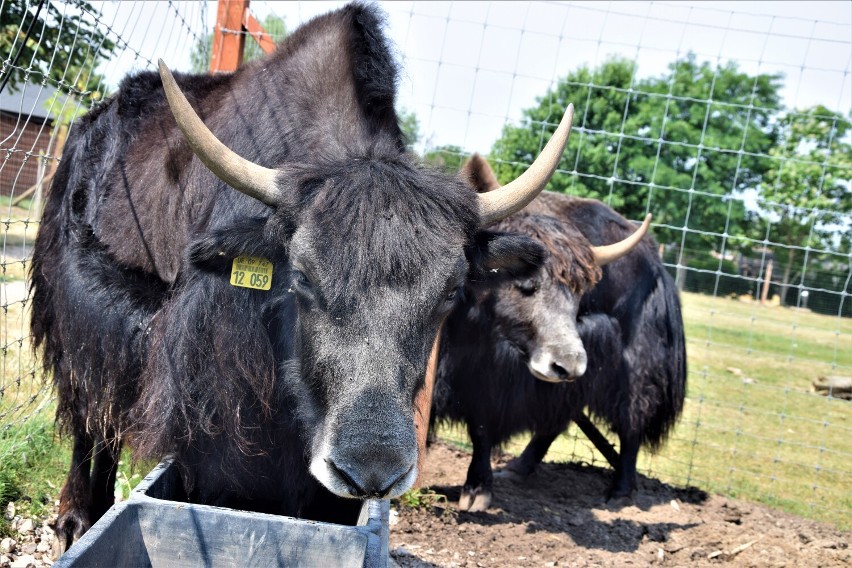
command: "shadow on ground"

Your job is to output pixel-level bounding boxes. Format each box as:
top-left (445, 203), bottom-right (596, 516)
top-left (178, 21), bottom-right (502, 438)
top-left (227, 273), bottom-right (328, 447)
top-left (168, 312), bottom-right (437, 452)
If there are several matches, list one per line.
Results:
top-left (428, 458), bottom-right (706, 554)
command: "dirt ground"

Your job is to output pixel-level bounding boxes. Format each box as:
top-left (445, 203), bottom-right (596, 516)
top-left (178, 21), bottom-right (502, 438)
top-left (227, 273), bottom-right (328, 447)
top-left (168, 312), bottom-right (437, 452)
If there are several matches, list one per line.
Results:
top-left (3, 440), bottom-right (847, 567)
top-left (390, 442), bottom-right (850, 567)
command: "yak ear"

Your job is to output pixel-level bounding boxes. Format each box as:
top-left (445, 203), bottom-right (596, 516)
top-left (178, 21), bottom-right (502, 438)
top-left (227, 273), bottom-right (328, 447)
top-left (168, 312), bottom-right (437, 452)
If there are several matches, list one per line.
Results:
top-left (188, 217), bottom-right (281, 270)
top-left (467, 231), bottom-right (545, 286)
top-left (460, 153), bottom-right (501, 194)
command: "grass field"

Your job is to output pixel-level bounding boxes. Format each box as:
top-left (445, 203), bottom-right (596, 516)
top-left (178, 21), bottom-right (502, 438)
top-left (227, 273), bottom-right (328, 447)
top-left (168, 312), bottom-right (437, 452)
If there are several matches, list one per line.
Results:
top-left (2, 256), bottom-right (850, 531)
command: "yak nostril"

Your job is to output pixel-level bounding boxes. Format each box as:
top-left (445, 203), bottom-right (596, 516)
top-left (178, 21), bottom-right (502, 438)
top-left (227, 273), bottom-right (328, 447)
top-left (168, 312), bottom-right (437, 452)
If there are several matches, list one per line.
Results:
top-left (327, 458), bottom-right (414, 498)
top-left (377, 464), bottom-right (414, 497)
top-left (327, 459), bottom-right (367, 497)
top-left (551, 362), bottom-right (569, 379)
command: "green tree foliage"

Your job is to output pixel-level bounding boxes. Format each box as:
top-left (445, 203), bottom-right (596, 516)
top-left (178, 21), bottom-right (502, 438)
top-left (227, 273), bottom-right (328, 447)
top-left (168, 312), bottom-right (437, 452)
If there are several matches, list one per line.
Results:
top-left (755, 106), bottom-right (851, 304)
top-left (490, 54), bottom-right (783, 252)
top-left (1, 0), bottom-right (114, 95)
top-left (423, 144), bottom-right (468, 174)
top-left (190, 14), bottom-right (286, 74)
top-left (398, 108), bottom-right (420, 152)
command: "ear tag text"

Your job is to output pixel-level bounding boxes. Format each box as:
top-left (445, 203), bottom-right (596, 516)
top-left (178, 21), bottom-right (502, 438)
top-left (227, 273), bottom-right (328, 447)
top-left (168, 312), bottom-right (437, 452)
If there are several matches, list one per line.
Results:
top-left (230, 256), bottom-right (273, 290)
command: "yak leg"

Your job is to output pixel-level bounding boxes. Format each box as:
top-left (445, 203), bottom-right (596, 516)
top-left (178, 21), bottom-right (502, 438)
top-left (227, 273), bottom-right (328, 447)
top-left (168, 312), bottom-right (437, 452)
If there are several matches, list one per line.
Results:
top-left (55, 432), bottom-right (94, 554)
top-left (459, 425), bottom-right (493, 512)
top-left (609, 432), bottom-right (640, 500)
top-left (90, 435), bottom-right (122, 522)
top-left (505, 429), bottom-right (561, 477)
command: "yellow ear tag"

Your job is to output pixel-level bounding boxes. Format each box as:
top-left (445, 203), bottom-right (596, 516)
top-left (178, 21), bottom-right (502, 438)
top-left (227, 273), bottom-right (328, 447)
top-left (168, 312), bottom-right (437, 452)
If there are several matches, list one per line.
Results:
top-left (230, 256), bottom-right (273, 290)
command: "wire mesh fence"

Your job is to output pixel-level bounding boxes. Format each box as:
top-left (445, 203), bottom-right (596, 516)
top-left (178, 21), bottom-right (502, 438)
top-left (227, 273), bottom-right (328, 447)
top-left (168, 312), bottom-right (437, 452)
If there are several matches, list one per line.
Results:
top-left (1, 0), bottom-right (849, 528)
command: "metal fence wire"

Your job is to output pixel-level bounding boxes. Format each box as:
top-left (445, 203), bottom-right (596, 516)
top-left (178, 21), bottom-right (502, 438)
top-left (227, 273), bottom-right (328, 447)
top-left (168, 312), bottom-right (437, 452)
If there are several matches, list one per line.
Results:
top-left (1, 1), bottom-right (850, 528)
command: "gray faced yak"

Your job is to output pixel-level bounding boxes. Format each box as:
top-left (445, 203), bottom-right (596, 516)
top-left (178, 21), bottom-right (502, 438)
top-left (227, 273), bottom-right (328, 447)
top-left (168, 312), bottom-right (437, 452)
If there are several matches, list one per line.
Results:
top-left (30, 4), bottom-right (577, 549)
top-left (433, 155), bottom-right (686, 511)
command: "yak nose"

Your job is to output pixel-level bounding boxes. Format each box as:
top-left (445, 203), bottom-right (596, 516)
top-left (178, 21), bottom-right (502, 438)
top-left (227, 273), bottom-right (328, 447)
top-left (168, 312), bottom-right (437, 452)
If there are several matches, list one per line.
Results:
top-left (528, 349), bottom-right (587, 382)
top-left (327, 452), bottom-right (415, 498)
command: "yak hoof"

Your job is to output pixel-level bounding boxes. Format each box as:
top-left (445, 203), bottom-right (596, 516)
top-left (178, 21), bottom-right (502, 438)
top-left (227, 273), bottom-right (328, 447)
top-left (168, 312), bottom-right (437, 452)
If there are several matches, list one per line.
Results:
top-left (459, 486), bottom-right (492, 512)
top-left (607, 473), bottom-right (638, 501)
top-left (54, 509), bottom-right (91, 556)
top-left (606, 484), bottom-right (636, 507)
top-left (493, 468), bottom-right (525, 482)
top-left (500, 458), bottom-right (536, 481)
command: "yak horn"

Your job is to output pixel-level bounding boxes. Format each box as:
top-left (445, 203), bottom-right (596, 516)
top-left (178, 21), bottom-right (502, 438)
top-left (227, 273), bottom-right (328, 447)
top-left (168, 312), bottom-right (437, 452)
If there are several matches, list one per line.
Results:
top-left (479, 104), bottom-right (574, 225)
top-left (158, 60), bottom-right (279, 205)
top-left (593, 214), bottom-right (652, 267)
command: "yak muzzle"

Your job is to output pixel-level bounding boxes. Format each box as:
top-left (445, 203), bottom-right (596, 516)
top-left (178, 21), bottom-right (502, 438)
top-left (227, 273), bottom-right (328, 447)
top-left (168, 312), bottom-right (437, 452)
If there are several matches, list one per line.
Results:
top-left (309, 409), bottom-right (419, 499)
top-left (528, 347), bottom-right (587, 383)
top-left (325, 452), bottom-right (416, 499)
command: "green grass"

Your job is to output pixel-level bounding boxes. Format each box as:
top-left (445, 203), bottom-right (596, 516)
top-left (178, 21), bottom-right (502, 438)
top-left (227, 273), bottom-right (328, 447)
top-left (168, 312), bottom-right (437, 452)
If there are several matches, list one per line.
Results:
top-left (0, 412), bottom-right (69, 535)
top-left (0, 408), bottom-right (155, 538)
top-left (395, 487), bottom-right (450, 511)
top-left (439, 291), bottom-right (852, 529)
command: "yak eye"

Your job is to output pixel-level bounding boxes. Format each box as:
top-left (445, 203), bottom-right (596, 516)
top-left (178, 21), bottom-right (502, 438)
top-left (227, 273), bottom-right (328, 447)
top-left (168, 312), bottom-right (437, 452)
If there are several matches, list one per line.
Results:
top-left (515, 278), bottom-right (538, 296)
top-left (289, 269), bottom-right (324, 306)
top-left (292, 270), bottom-right (313, 290)
top-left (446, 286), bottom-right (460, 302)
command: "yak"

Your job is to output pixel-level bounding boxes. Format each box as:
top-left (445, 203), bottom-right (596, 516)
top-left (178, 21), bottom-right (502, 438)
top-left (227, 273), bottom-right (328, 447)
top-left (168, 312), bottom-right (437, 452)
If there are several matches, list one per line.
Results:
top-left (30, 4), bottom-right (577, 549)
top-left (433, 155), bottom-right (686, 512)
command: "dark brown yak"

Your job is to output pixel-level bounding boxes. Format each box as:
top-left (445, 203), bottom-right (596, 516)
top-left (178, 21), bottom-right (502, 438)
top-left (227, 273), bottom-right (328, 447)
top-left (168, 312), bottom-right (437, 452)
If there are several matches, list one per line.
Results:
top-left (433, 155), bottom-right (686, 511)
top-left (30, 4), bottom-right (576, 550)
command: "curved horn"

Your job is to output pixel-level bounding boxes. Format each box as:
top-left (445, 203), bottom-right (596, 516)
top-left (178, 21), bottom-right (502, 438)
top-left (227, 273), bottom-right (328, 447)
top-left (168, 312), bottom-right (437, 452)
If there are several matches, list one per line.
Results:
top-left (158, 60), bottom-right (279, 205)
top-left (593, 214), bottom-right (652, 267)
top-left (479, 104), bottom-right (574, 225)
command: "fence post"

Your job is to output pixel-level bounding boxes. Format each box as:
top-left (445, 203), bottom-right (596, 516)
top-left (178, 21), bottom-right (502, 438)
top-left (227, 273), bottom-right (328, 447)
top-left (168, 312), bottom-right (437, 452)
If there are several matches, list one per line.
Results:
top-left (413, 330), bottom-right (441, 487)
top-left (760, 259), bottom-right (773, 305)
top-left (243, 9), bottom-right (276, 54)
top-left (210, 0), bottom-right (250, 73)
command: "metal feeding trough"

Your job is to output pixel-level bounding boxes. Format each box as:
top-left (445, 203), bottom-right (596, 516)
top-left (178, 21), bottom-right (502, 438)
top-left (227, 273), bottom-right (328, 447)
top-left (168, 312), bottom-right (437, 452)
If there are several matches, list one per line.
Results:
top-left (55, 460), bottom-right (389, 567)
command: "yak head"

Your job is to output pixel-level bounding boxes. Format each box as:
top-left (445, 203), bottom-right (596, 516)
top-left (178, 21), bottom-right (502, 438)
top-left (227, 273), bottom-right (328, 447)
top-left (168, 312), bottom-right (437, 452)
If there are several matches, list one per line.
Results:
top-left (157, 54), bottom-right (575, 499)
top-left (460, 155), bottom-right (650, 383)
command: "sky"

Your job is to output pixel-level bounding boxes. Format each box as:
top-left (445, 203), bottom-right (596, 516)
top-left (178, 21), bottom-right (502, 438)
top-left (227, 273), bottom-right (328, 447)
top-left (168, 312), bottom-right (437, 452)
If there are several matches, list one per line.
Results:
top-left (66, 1), bottom-right (852, 153)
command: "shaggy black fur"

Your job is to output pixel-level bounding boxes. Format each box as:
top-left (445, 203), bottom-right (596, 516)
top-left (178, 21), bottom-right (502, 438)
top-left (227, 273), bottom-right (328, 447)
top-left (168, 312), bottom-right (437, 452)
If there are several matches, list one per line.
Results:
top-left (30, 4), bottom-right (545, 549)
top-left (434, 176), bottom-right (686, 505)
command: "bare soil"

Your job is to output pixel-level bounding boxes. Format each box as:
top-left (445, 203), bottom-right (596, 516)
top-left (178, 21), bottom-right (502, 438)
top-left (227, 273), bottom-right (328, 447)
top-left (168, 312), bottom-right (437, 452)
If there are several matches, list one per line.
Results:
top-left (390, 442), bottom-right (850, 567)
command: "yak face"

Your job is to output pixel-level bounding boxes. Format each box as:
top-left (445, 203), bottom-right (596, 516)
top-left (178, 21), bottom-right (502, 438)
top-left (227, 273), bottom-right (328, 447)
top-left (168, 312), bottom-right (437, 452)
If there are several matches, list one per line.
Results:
top-left (502, 272), bottom-right (587, 382)
top-left (192, 159), bottom-right (545, 500)
top-left (285, 162), bottom-right (543, 499)
top-left (459, 154), bottom-right (649, 385)
top-left (460, 155), bottom-right (600, 383)
top-left (487, 214), bottom-right (602, 383)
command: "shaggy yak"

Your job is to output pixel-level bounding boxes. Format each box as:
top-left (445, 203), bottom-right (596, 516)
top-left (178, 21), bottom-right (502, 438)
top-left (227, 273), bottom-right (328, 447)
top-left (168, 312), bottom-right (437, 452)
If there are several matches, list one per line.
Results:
top-left (30, 4), bottom-right (577, 549)
top-left (433, 155), bottom-right (686, 512)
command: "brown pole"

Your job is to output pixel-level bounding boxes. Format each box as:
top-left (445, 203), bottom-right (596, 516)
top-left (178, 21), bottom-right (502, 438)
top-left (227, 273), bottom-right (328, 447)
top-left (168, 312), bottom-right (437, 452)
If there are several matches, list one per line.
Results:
top-left (243, 9), bottom-right (276, 54)
top-left (760, 259), bottom-right (773, 305)
top-left (413, 329), bottom-right (441, 487)
top-left (210, 0), bottom-right (249, 74)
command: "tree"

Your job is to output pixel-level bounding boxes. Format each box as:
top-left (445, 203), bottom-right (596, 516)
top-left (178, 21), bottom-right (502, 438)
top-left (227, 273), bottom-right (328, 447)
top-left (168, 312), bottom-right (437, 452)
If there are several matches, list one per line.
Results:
top-left (189, 14), bottom-right (286, 74)
top-left (490, 54), bottom-right (783, 257)
top-left (397, 108), bottom-right (419, 152)
top-left (423, 145), bottom-right (468, 174)
top-left (0, 0), bottom-right (114, 95)
top-left (755, 106), bottom-right (851, 305)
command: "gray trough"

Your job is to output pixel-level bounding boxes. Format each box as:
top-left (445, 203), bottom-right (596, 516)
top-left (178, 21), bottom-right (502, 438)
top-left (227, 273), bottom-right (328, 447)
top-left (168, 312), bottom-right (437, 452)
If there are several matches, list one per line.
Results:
top-left (55, 460), bottom-right (389, 567)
